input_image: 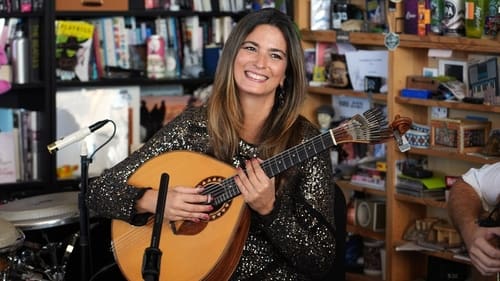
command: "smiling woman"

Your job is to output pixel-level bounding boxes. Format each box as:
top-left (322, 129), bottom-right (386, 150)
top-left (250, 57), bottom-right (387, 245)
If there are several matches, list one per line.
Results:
top-left (87, 8), bottom-right (340, 281)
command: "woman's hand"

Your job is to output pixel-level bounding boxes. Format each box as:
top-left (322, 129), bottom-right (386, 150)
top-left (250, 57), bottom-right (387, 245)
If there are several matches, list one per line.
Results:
top-left (164, 186), bottom-right (214, 222)
top-left (235, 158), bottom-right (275, 216)
top-left (137, 187), bottom-right (213, 223)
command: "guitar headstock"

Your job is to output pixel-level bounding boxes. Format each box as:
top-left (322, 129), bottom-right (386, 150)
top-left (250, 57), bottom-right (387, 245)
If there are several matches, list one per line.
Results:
top-left (330, 108), bottom-right (412, 147)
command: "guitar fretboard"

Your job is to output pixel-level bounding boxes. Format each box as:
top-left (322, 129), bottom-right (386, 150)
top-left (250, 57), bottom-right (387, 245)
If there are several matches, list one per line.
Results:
top-left (208, 130), bottom-right (336, 206)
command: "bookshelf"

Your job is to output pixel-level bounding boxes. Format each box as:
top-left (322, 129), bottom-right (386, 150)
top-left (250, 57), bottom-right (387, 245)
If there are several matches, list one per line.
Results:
top-left (0, 1), bottom-right (294, 200)
top-left (294, 0), bottom-right (500, 280)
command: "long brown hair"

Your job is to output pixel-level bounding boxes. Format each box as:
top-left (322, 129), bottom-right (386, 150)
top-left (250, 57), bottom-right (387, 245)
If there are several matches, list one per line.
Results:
top-left (207, 8), bottom-right (307, 163)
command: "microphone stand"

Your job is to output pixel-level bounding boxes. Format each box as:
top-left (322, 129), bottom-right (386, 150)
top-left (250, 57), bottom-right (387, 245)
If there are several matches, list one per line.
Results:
top-left (79, 141), bottom-right (93, 281)
top-left (142, 173), bottom-right (170, 281)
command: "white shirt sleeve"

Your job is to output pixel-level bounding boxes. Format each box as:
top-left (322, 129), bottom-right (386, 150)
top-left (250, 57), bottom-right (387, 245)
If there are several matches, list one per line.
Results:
top-left (462, 162), bottom-right (500, 212)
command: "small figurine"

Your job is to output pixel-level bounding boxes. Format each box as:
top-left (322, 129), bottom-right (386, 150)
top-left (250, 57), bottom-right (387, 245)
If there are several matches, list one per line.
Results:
top-left (316, 105), bottom-right (335, 133)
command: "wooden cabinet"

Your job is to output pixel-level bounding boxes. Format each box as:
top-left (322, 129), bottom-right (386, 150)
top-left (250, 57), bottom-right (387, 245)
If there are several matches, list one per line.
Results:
top-left (294, 0), bottom-right (500, 280)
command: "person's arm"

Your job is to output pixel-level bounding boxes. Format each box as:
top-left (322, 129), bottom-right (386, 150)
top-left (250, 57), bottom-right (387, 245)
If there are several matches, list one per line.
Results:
top-left (448, 178), bottom-right (500, 275)
top-left (448, 178), bottom-right (484, 247)
top-left (86, 106), bottom-right (209, 224)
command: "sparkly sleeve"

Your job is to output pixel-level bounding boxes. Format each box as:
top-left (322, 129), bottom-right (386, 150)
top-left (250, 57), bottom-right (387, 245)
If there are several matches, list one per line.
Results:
top-left (86, 106), bottom-right (209, 225)
top-left (254, 123), bottom-right (337, 278)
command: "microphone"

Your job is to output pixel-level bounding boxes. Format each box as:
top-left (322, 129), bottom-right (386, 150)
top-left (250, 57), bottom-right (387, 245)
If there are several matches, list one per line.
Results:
top-left (47, 120), bottom-right (110, 153)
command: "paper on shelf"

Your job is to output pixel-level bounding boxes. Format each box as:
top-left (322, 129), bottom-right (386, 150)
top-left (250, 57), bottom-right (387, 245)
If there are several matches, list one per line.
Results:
top-left (345, 50), bottom-right (388, 91)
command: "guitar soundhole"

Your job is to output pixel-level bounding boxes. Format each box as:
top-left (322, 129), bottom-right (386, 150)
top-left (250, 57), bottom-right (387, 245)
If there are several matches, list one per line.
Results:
top-left (198, 176), bottom-right (232, 222)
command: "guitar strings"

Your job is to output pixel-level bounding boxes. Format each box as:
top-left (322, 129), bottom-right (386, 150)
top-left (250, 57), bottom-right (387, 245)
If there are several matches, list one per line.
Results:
top-left (111, 217), bottom-right (155, 253)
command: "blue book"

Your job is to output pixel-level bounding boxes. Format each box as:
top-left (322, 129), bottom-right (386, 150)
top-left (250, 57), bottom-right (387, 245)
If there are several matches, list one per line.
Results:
top-left (0, 108), bottom-right (13, 132)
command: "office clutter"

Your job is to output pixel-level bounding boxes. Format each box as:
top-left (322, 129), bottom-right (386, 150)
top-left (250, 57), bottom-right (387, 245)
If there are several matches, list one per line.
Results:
top-left (404, 218), bottom-right (463, 250)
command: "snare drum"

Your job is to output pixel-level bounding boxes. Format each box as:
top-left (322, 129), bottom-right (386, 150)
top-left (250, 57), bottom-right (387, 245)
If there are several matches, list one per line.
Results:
top-left (0, 217), bottom-right (24, 278)
top-left (0, 191), bottom-right (79, 230)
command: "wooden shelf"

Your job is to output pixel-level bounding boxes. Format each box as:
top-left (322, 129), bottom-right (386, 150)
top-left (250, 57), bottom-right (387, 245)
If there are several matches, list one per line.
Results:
top-left (397, 34), bottom-right (500, 54)
top-left (395, 96), bottom-right (500, 113)
top-left (347, 272), bottom-right (383, 281)
top-left (347, 224), bottom-right (385, 241)
top-left (300, 29), bottom-right (500, 54)
top-left (407, 147), bottom-right (500, 165)
top-left (307, 86), bottom-right (387, 102)
top-left (300, 29), bottom-right (386, 46)
top-left (394, 240), bottom-right (470, 265)
top-left (394, 193), bottom-right (447, 209)
top-left (56, 77), bottom-right (214, 88)
top-left (336, 180), bottom-right (386, 197)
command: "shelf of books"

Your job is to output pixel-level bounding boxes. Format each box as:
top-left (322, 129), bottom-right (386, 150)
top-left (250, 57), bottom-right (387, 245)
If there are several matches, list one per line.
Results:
top-left (53, 13), bottom-right (239, 83)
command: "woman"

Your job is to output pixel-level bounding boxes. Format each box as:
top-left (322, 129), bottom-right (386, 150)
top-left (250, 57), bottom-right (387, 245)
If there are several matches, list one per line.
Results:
top-left (87, 8), bottom-right (337, 280)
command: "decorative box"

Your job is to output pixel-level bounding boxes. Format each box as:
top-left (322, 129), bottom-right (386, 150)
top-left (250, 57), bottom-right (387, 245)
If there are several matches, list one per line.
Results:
top-left (406, 122), bottom-right (431, 148)
top-left (430, 118), bottom-right (491, 153)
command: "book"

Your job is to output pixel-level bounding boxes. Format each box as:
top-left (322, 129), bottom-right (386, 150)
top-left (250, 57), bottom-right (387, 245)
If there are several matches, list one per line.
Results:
top-left (55, 20), bottom-right (95, 81)
top-left (397, 174), bottom-right (446, 190)
top-left (112, 16), bottom-right (130, 69)
top-left (0, 131), bottom-right (16, 183)
top-left (89, 19), bottom-right (105, 79)
top-left (396, 185), bottom-right (445, 199)
top-left (26, 17), bottom-right (40, 82)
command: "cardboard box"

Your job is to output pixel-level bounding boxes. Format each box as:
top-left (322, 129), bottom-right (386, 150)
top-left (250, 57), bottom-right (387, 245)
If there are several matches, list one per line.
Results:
top-left (430, 118), bottom-right (491, 153)
top-left (406, 75), bottom-right (440, 93)
top-left (56, 0), bottom-right (128, 11)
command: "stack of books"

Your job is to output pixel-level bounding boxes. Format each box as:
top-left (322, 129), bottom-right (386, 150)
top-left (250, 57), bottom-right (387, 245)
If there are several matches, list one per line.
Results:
top-left (396, 174), bottom-right (446, 200)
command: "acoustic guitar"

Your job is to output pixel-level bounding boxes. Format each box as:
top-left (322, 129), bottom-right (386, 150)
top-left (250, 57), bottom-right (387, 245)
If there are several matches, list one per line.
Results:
top-left (111, 108), bottom-right (411, 281)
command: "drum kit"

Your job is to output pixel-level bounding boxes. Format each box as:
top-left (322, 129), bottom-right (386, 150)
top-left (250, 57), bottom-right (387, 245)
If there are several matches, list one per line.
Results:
top-left (0, 191), bottom-right (81, 281)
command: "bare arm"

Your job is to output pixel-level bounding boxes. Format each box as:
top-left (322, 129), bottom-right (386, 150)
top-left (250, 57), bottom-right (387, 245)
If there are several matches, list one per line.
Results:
top-left (448, 178), bottom-right (500, 275)
top-left (448, 178), bottom-right (484, 245)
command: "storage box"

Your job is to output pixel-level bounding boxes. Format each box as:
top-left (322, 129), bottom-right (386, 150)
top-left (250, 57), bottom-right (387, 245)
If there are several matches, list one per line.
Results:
top-left (406, 75), bottom-right (440, 93)
top-left (430, 118), bottom-right (491, 153)
top-left (401, 88), bottom-right (433, 99)
top-left (56, 0), bottom-right (128, 11)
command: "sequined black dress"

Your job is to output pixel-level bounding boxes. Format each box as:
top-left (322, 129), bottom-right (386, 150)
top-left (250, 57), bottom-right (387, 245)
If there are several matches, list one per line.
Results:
top-left (87, 105), bottom-right (337, 280)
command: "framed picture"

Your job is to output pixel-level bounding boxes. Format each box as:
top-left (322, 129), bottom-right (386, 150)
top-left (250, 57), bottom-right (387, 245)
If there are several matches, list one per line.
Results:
top-left (438, 59), bottom-right (468, 86)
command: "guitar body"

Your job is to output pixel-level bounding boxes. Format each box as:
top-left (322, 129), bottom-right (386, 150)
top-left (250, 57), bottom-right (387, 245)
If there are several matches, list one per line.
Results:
top-left (111, 151), bottom-right (250, 281)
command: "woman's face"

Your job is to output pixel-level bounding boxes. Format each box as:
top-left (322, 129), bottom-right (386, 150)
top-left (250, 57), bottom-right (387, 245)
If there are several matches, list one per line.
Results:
top-left (233, 24), bottom-right (288, 100)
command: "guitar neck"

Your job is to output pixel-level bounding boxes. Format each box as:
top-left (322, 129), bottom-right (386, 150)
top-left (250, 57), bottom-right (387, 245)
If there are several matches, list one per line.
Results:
top-left (210, 130), bottom-right (336, 206)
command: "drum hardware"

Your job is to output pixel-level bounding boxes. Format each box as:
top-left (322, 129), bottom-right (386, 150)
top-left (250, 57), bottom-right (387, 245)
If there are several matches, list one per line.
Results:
top-left (0, 218), bottom-right (25, 281)
top-left (0, 192), bottom-right (82, 281)
top-left (0, 192), bottom-right (122, 281)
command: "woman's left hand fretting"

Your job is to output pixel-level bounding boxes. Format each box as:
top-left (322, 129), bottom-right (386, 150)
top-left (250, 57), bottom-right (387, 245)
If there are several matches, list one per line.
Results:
top-left (235, 158), bottom-right (276, 216)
